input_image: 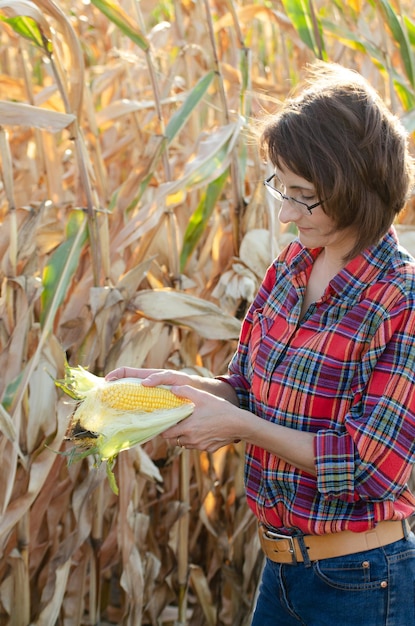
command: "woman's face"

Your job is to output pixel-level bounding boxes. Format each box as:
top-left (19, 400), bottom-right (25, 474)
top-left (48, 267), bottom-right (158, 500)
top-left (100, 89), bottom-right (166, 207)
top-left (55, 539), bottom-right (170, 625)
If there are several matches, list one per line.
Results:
top-left (274, 163), bottom-right (358, 260)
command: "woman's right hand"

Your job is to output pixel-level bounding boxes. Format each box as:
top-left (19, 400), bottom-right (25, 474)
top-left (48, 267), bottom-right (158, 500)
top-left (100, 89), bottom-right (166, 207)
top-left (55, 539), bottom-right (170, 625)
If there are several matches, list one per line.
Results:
top-left (106, 364), bottom-right (239, 408)
top-left (105, 366), bottom-right (198, 389)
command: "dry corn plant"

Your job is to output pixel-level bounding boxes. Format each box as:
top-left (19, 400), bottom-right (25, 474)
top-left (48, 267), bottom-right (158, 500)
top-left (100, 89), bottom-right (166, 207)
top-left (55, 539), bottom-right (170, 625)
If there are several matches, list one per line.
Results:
top-left (0, 0), bottom-right (414, 624)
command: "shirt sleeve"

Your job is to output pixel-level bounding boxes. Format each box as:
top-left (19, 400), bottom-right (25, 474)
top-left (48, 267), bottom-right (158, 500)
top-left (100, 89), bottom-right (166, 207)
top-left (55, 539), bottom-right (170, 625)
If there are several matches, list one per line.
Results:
top-left (315, 296), bottom-right (415, 503)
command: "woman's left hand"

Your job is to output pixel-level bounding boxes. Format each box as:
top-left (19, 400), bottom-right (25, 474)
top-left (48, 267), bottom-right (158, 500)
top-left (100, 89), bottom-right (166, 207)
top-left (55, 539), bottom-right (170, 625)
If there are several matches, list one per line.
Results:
top-left (163, 384), bottom-right (241, 452)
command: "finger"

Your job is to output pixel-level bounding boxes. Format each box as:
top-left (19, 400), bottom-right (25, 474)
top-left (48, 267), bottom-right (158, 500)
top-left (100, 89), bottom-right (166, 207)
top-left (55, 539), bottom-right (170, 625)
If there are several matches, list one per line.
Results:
top-left (170, 384), bottom-right (203, 403)
top-left (140, 371), bottom-right (181, 387)
top-left (162, 425), bottom-right (180, 439)
top-left (105, 366), bottom-right (127, 381)
top-left (140, 372), bottom-right (166, 386)
top-left (106, 367), bottom-right (157, 382)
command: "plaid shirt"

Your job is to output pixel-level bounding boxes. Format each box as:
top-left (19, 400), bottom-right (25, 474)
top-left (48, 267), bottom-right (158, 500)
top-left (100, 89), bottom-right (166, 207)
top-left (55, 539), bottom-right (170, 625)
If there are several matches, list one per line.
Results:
top-left (225, 228), bottom-right (415, 535)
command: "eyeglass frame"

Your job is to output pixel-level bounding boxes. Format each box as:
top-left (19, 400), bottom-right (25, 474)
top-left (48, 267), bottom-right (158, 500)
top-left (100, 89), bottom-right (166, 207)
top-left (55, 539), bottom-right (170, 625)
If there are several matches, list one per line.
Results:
top-left (263, 174), bottom-right (324, 214)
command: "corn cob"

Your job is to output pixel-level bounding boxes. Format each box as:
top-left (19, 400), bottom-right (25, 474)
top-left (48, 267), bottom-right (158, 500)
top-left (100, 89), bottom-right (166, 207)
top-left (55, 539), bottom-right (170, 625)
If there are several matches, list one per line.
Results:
top-left (56, 366), bottom-right (194, 493)
top-left (99, 379), bottom-right (190, 412)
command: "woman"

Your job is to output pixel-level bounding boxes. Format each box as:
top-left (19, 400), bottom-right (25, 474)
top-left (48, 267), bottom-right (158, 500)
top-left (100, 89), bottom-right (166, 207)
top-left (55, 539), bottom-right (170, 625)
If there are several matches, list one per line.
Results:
top-left (107, 62), bottom-right (415, 625)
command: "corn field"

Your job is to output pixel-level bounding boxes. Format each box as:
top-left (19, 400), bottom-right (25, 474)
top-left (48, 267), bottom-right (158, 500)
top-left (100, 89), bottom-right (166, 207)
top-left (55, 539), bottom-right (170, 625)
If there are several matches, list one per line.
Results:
top-left (0, 0), bottom-right (414, 625)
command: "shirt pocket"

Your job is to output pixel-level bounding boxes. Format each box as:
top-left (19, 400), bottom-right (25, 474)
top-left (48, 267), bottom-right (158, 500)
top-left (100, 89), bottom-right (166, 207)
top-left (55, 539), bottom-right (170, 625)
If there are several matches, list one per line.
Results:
top-left (248, 310), bottom-right (291, 402)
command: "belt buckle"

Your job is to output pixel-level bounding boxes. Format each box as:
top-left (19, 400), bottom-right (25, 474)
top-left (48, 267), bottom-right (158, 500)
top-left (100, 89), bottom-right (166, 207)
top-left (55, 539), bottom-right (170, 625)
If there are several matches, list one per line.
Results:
top-left (264, 529), bottom-right (298, 565)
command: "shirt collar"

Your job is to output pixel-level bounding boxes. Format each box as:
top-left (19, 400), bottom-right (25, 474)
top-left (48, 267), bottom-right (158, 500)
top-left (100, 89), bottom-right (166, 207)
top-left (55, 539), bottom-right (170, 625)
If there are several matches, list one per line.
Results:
top-left (287, 227), bottom-right (403, 300)
top-left (332, 227), bottom-right (400, 299)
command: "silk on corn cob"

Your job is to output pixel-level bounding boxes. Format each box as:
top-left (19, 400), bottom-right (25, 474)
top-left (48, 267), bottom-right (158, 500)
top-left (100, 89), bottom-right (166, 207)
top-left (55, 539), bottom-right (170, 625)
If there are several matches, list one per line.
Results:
top-left (56, 366), bottom-right (194, 492)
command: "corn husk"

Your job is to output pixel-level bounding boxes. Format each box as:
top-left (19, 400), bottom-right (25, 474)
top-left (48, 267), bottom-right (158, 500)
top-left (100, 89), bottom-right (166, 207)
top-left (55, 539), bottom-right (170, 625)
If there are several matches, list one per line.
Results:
top-left (56, 366), bottom-right (194, 493)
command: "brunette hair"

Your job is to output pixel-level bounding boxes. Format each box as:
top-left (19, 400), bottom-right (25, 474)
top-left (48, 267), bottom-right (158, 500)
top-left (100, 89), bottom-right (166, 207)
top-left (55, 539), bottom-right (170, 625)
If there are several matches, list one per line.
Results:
top-left (260, 61), bottom-right (415, 260)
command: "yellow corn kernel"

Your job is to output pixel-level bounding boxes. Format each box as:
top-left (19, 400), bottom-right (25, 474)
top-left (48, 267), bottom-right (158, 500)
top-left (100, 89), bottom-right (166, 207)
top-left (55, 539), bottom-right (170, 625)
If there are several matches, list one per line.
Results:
top-left (98, 380), bottom-right (191, 412)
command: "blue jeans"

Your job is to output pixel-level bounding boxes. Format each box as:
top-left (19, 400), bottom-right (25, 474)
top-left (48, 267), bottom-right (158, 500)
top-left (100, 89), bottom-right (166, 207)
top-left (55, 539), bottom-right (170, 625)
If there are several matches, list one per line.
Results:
top-left (251, 533), bottom-right (415, 625)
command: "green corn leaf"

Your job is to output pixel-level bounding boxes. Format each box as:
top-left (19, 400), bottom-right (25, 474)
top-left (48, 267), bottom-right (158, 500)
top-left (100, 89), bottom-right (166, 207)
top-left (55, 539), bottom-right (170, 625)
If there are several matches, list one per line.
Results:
top-left (150, 120), bottom-right (241, 208)
top-left (281, 0), bottom-right (326, 59)
top-left (404, 15), bottom-right (415, 46)
top-left (376, 0), bottom-right (415, 87)
top-left (165, 71), bottom-right (216, 144)
top-left (40, 212), bottom-right (87, 330)
top-left (321, 19), bottom-right (414, 93)
top-left (0, 1), bottom-right (53, 52)
top-left (180, 168), bottom-right (229, 272)
top-left (90, 0), bottom-right (149, 51)
top-left (320, 18), bottom-right (367, 53)
top-left (181, 120), bottom-right (242, 189)
top-left (322, 17), bottom-right (415, 107)
top-left (0, 14), bottom-right (50, 50)
top-left (183, 143), bottom-right (230, 188)
top-left (106, 459), bottom-right (119, 495)
top-left (393, 81), bottom-right (415, 111)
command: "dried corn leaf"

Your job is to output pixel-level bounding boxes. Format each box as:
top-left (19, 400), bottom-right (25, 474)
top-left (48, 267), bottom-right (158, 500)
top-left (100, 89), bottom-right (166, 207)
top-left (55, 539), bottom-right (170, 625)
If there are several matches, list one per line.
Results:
top-left (0, 399), bottom-right (70, 550)
top-left (35, 561), bottom-right (71, 626)
top-left (0, 101), bottom-right (75, 131)
top-left (33, 0), bottom-right (85, 116)
top-left (133, 289), bottom-right (241, 340)
top-left (27, 357), bottom-right (59, 453)
top-left (189, 564), bottom-right (216, 626)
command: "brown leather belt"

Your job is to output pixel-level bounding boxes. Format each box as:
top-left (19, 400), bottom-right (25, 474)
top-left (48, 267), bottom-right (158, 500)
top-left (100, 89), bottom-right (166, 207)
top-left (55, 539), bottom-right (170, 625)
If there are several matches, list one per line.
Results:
top-left (258, 520), bottom-right (408, 564)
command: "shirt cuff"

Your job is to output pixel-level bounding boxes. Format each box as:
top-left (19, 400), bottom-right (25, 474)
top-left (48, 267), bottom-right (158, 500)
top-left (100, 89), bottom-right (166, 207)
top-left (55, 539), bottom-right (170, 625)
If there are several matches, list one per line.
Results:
top-left (314, 430), bottom-right (358, 502)
top-left (215, 374), bottom-right (250, 410)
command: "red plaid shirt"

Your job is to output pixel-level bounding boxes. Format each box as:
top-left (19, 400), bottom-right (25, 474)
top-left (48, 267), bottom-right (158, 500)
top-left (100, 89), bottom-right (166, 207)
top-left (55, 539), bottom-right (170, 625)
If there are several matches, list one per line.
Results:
top-left (224, 228), bottom-right (415, 535)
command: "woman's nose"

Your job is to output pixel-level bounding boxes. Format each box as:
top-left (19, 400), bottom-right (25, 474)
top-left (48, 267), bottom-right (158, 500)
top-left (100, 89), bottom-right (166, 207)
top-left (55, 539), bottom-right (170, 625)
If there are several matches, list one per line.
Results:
top-left (278, 198), bottom-right (302, 224)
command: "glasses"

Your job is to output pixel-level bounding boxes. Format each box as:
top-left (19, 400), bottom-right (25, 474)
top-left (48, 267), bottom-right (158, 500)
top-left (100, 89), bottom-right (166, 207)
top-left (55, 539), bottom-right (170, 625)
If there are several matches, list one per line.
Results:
top-left (264, 174), bottom-right (324, 214)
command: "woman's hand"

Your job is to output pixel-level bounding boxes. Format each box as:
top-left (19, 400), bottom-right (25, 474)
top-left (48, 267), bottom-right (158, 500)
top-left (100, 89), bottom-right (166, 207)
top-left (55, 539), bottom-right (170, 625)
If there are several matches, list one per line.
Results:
top-left (105, 367), bottom-right (196, 387)
top-left (161, 384), bottom-right (241, 452)
top-left (105, 367), bottom-right (242, 452)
